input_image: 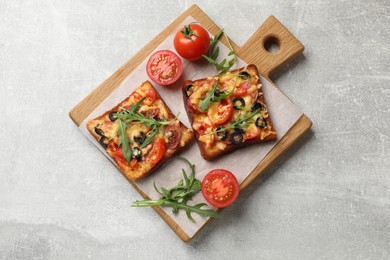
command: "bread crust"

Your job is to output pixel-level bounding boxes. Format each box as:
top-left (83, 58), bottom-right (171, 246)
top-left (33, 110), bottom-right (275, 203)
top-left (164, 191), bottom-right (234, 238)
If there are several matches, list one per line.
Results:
top-left (87, 81), bottom-right (194, 180)
top-left (182, 64), bottom-right (276, 160)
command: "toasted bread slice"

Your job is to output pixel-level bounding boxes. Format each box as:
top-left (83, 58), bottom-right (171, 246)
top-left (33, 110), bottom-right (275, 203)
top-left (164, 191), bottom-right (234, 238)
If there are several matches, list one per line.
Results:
top-left (182, 65), bottom-right (276, 160)
top-left (87, 81), bottom-right (194, 180)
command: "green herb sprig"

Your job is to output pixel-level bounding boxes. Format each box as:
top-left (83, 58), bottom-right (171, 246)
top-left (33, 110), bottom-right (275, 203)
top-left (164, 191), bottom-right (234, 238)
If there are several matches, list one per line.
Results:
top-left (112, 97), bottom-right (178, 164)
top-left (116, 118), bottom-right (132, 163)
top-left (213, 109), bottom-right (261, 134)
top-left (202, 29), bottom-right (237, 73)
top-left (132, 157), bottom-right (219, 222)
top-left (199, 82), bottom-right (218, 111)
top-left (198, 80), bottom-right (235, 111)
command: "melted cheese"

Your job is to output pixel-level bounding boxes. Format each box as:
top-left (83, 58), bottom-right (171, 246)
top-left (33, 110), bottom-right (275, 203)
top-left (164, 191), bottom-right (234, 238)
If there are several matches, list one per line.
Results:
top-left (189, 82), bottom-right (212, 107)
top-left (100, 121), bottom-right (118, 140)
top-left (188, 68), bottom-right (275, 154)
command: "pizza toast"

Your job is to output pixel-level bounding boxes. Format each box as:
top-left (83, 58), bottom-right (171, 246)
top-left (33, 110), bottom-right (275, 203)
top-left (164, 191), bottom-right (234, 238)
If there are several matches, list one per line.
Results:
top-left (182, 64), bottom-right (276, 160)
top-left (87, 81), bottom-right (194, 180)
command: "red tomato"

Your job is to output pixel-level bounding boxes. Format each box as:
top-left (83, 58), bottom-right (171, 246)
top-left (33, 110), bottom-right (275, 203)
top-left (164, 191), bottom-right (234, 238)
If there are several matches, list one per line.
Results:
top-left (130, 158), bottom-right (138, 168)
top-left (147, 136), bottom-right (166, 165)
top-left (109, 143), bottom-right (127, 165)
top-left (192, 121), bottom-right (212, 135)
top-left (174, 23), bottom-right (210, 61)
top-left (201, 169), bottom-right (240, 208)
top-left (146, 50), bottom-right (183, 86)
top-left (114, 146), bottom-right (137, 168)
top-left (207, 99), bottom-right (233, 125)
top-left (131, 92), bottom-right (143, 103)
top-left (144, 87), bottom-right (157, 104)
top-left (193, 121), bottom-right (215, 147)
top-left (231, 82), bottom-right (251, 97)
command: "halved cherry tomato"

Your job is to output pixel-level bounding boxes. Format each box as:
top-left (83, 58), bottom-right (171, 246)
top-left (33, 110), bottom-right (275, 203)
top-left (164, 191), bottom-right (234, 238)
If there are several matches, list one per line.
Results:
top-left (207, 99), bottom-right (233, 125)
top-left (147, 136), bottom-right (166, 165)
top-left (174, 23), bottom-right (210, 61)
top-left (231, 82), bottom-right (251, 97)
top-left (146, 50), bottom-right (183, 86)
top-left (201, 169), bottom-right (240, 208)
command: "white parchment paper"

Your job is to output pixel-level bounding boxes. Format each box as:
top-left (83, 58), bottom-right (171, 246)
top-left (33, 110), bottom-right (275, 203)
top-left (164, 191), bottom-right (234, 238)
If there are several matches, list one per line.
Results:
top-left (79, 16), bottom-right (303, 238)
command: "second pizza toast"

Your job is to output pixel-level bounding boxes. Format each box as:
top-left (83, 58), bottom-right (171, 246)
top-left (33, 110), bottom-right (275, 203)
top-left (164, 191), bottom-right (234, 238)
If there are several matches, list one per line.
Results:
top-left (182, 64), bottom-right (277, 160)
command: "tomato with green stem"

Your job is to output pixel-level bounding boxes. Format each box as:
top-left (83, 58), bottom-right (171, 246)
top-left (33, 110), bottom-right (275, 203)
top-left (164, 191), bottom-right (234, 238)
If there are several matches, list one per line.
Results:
top-left (174, 23), bottom-right (210, 61)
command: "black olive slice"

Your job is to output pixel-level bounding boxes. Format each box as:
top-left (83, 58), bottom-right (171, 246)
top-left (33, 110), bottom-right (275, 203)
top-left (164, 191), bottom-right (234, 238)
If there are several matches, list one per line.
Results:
top-left (232, 97), bottom-right (245, 110)
top-left (255, 117), bottom-right (268, 128)
top-left (185, 85), bottom-right (193, 97)
top-left (230, 132), bottom-right (243, 145)
top-left (94, 126), bottom-right (105, 137)
top-left (238, 71), bottom-right (251, 80)
top-left (132, 147), bottom-right (142, 160)
top-left (251, 102), bottom-right (262, 112)
top-left (234, 127), bottom-right (245, 133)
top-left (216, 127), bottom-right (227, 140)
top-left (214, 89), bottom-right (226, 97)
top-left (108, 111), bottom-right (118, 122)
top-left (99, 136), bottom-right (109, 149)
top-left (134, 131), bottom-right (146, 145)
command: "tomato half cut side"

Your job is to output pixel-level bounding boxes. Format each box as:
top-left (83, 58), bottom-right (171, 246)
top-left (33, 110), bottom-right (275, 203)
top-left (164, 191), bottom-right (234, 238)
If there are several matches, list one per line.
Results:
top-left (201, 169), bottom-right (240, 208)
top-left (146, 50), bottom-right (183, 86)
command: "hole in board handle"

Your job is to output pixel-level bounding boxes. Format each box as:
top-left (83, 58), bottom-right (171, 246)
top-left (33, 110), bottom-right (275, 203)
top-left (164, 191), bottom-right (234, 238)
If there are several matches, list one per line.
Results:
top-left (264, 36), bottom-right (280, 53)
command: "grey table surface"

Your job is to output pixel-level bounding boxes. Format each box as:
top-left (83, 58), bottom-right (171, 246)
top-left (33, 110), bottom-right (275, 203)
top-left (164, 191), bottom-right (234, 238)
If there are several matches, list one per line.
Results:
top-left (1, 0), bottom-right (389, 259)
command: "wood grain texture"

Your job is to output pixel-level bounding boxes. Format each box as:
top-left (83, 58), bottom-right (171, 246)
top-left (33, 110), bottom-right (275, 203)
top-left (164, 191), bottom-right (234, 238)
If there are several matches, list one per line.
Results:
top-left (69, 4), bottom-right (312, 243)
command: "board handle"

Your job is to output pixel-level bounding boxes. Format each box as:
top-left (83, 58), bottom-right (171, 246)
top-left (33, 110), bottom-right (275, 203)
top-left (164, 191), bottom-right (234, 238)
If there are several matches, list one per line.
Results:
top-left (239, 16), bottom-right (304, 79)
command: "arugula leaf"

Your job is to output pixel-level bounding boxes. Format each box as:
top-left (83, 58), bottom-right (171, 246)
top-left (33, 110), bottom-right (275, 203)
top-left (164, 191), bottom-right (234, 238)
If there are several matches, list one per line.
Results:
top-left (199, 82), bottom-right (218, 111)
top-left (202, 29), bottom-right (236, 73)
top-left (213, 109), bottom-right (261, 135)
top-left (112, 98), bottom-right (179, 157)
top-left (211, 86), bottom-right (235, 102)
top-left (117, 119), bottom-right (132, 164)
top-left (140, 125), bottom-right (159, 149)
top-left (132, 158), bottom-right (219, 222)
top-left (198, 78), bottom-right (236, 111)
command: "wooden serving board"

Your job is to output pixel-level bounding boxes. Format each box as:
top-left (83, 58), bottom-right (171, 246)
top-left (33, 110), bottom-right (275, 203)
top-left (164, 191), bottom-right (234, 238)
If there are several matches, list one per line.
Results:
top-left (69, 4), bottom-right (312, 242)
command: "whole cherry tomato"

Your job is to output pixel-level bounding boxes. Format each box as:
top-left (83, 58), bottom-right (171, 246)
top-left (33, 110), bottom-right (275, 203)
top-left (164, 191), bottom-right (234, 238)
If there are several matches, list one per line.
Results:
top-left (174, 23), bottom-right (210, 61)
